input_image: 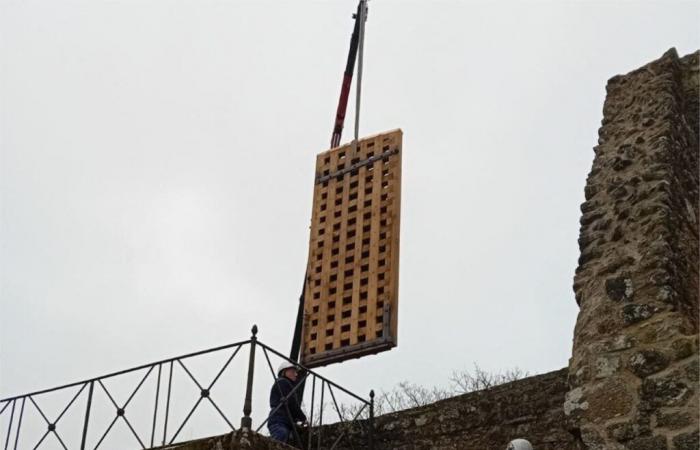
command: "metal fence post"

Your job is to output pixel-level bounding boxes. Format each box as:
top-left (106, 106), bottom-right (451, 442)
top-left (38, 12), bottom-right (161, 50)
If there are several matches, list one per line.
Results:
top-left (240, 325), bottom-right (258, 430)
top-left (368, 389), bottom-right (375, 450)
top-left (80, 381), bottom-right (94, 450)
top-left (4, 399), bottom-right (16, 450)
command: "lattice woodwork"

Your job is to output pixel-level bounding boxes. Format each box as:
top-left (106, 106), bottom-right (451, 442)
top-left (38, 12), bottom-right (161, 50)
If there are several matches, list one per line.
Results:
top-left (301, 129), bottom-right (402, 367)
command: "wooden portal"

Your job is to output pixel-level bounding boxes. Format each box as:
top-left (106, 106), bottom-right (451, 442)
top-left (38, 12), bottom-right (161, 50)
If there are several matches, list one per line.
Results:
top-left (301, 129), bottom-right (402, 367)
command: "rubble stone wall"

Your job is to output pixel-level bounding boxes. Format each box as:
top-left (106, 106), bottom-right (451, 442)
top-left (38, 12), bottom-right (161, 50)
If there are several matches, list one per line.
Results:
top-left (567, 49), bottom-right (699, 450)
top-left (152, 430), bottom-right (293, 450)
top-left (316, 368), bottom-right (575, 450)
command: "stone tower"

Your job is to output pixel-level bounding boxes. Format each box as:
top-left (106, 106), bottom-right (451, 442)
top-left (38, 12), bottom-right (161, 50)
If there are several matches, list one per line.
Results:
top-left (567, 49), bottom-right (699, 449)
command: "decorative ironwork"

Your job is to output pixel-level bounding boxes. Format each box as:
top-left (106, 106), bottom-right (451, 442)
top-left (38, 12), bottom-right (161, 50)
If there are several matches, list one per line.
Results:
top-left (0, 327), bottom-right (373, 450)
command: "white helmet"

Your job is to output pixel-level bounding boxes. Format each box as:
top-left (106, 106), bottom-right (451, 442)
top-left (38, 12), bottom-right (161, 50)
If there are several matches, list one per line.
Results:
top-left (507, 439), bottom-right (533, 450)
top-left (277, 361), bottom-right (298, 376)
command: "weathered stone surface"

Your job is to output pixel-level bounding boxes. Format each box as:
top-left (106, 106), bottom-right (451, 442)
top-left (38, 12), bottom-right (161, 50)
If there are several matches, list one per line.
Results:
top-left (315, 369), bottom-right (576, 450)
top-left (586, 378), bottom-right (635, 420)
top-left (670, 337), bottom-right (696, 360)
top-left (621, 304), bottom-right (657, 325)
top-left (606, 276), bottom-right (635, 302)
top-left (607, 421), bottom-right (639, 442)
top-left (656, 411), bottom-right (693, 430)
top-left (672, 431), bottom-right (699, 450)
top-left (640, 377), bottom-right (693, 408)
top-left (627, 435), bottom-right (668, 450)
top-left (568, 48), bottom-right (699, 450)
top-left (628, 350), bottom-right (670, 378)
top-left (153, 430), bottom-right (294, 450)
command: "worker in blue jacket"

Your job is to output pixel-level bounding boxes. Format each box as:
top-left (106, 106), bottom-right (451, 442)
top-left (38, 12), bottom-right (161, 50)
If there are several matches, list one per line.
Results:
top-left (268, 361), bottom-right (307, 443)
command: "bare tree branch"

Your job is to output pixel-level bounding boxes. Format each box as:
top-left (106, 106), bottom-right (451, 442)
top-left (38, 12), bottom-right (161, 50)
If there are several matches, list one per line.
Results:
top-left (336, 363), bottom-right (529, 418)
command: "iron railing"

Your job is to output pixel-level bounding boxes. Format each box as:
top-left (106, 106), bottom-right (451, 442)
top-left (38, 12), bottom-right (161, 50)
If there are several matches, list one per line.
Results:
top-left (0, 326), bottom-right (374, 450)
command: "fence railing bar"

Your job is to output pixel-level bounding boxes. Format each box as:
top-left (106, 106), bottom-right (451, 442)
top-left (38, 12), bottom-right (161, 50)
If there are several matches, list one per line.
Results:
top-left (327, 382), bottom-right (359, 450)
top-left (55, 383), bottom-right (88, 424)
top-left (350, 405), bottom-right (368, 430)
top-left (176, 359), bottom-right (203, 391)
top-left (240, 326), bottom-right (257, 431)
top-left (150, 364), bottom-right (162, 448)
top-left (327, 384), bottom-right (346, 423)
top-left (206, 397), bottom-right (235, 431)
top-left (162, 361), bottom-right (173, 446)
top-left (51, 429), bottom-right (69, 450)
top-left (120, 415), bottom-right (146, 449)
top-left (329, 404), bottom-right (367, 450)
top-left (354, 413), bottom-right (369, 434)
top-left (168, 397), bottom-right (203, 444)
top-left (369, 390), bottom-right (375, 450)
top-left (258, 342), bottom-right (369, 405)
top-left (254, 346), bottom-right (279, 432)
top-left (307, 376), bottom-right (316, 450)
top-left (92, 416), bottom-right (118, 450)
top-left (207, 345), bottom-right (243, 390)
top-left (176, 340), bottom-right (251, 363)
top-left (13, 398), bottom-right (25, 450)
top-left (0, 339), bottom-right (252, 403)
top-left (258, 345), bottom-right (282, 430)
top-left (317, 381), bottom-right (325, 450)
top-left (79, 381), bottom-right (94, 450)
top-left (31, 430), bottom-right (50, 450)
top-left (96, 380), bottom-right (119, 410)
top-left (328, 382), bottom-right (366, 448)
top-left (123, 366), bottom-right (155, 409)
top-left (27, 397), bottom-right (50, 425)
top-left (4, 399), bottom-right (15, 450)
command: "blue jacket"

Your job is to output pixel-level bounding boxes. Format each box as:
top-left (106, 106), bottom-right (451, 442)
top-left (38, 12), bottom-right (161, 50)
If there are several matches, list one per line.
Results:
top-left (268, 376), bottom-right (307, 426)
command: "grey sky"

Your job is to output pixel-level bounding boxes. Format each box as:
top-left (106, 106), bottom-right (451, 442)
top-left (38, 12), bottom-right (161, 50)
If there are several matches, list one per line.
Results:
top-left (1, 0), bottom-right (699, 445)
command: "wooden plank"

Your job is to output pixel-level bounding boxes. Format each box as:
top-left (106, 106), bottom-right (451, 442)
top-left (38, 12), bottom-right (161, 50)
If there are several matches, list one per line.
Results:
top-left (305, 149), bottom-right (337, 357)
top-left (388, 133), bottom-right (401, 343)
top-left (332, 149), bottom-right (352, 350)
top-left (365, 135), bottom-right (382, 341)
top-left (318, 147), bottom-right (340, 352)
top-left (349, 156), bottom-right (368, 346)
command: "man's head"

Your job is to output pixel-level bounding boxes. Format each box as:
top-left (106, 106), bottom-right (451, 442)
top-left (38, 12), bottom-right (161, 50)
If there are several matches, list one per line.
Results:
top-left (277, 362), bottom-right (299, 382)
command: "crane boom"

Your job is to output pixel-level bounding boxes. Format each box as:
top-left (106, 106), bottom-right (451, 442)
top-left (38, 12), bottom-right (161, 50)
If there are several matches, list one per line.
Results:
top-left (330, 1), bottom-right (365, 148)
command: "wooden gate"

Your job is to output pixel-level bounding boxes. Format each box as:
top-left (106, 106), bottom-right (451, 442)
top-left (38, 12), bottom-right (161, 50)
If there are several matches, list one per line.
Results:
top-left (301, 129), bottom-right (402, 367)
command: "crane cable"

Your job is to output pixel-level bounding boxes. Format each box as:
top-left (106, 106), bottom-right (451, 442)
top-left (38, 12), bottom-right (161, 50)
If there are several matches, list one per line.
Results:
top-left (353, 0), bottom-right (368, 153)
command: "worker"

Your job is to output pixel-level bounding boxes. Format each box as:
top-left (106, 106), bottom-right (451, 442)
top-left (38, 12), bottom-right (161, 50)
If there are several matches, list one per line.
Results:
top-left (507, 438), bottom-right (534, 450)
top-left (267, 361), bottom-right (308, 443)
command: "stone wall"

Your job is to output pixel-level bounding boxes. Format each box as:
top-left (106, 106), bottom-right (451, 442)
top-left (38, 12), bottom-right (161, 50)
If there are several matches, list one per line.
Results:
top-left (152, 430), bottom-right (293, 450)
top-left (316, 368), bottom-right (575, 450)
top-left (567, 49), bottom-right (699, 450)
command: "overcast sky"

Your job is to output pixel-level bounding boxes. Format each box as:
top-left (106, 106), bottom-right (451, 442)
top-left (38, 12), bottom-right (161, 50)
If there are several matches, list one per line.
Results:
top-left (1, 0), bottom-right (699, 446)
